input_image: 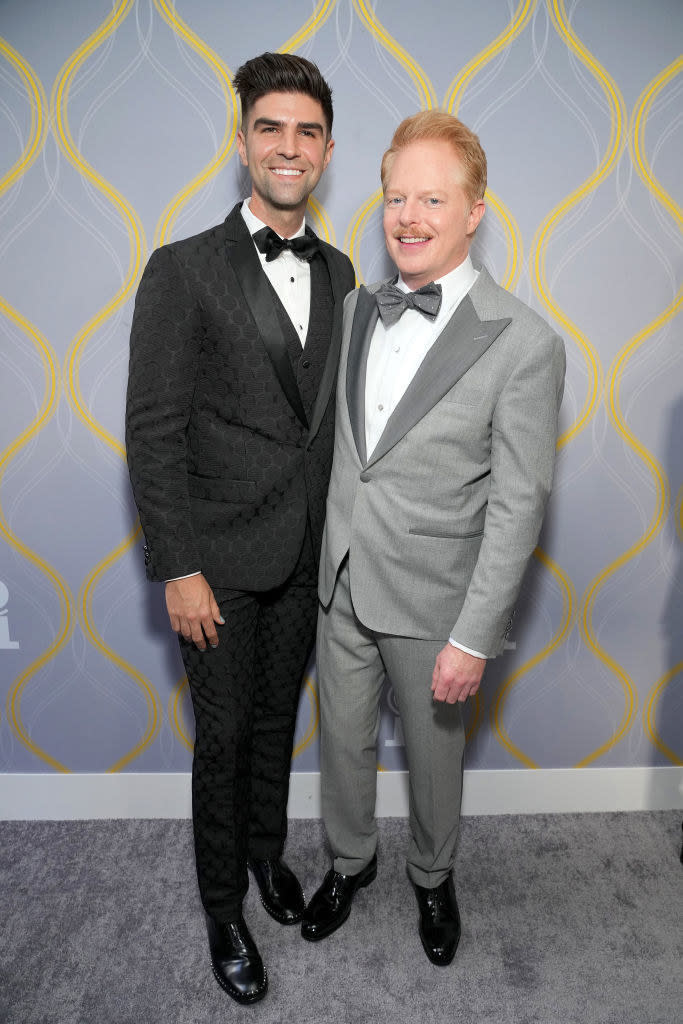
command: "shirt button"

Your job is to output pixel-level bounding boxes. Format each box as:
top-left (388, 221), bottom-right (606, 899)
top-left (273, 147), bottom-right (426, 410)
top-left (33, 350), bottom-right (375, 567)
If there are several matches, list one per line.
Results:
top-left (378, 404), bottom-right (384, 411)
top-left (290, 277), bottom-right (295, 283)
top-left (394, 346), bottom-right (400, 353)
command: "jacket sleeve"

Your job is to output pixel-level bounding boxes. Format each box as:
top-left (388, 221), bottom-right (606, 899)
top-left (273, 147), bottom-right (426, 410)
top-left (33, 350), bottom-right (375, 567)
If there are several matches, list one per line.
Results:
top-left (450, 329), bottom-right (566, 657)
top-left (125, 245), bottom-right (202, 581)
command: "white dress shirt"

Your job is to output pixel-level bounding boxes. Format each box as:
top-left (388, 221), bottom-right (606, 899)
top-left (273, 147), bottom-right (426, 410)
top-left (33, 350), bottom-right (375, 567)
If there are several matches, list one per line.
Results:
top-left (364, 256), bottom-right (486, 660)
top-left (365, 256), bottom-right (478, 456)
top-left (240, 200), bottom-right (311, 344)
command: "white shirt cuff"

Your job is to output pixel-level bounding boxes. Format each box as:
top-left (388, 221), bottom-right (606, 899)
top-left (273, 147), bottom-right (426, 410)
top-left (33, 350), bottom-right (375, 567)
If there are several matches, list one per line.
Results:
top-left (449, 638), bottom-right (487, 660)
top-left (166, 571), bottom-right (201, 582)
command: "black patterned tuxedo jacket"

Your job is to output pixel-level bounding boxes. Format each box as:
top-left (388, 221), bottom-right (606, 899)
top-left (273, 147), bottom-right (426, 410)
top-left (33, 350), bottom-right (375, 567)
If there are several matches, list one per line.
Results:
top-left (126, 203), bottom-right (355, 591)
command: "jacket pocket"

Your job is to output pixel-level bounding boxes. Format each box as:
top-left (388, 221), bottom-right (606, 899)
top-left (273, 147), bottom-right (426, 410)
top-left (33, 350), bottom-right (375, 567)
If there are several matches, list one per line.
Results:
top-left (187, 474), bottom-right (256, 502)
top-left (408, 526), bottom-right (484, 539)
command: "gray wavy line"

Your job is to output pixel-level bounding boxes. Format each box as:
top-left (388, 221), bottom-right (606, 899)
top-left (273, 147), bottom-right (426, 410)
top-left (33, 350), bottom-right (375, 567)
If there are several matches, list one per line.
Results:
top-left (332, 0), bottom-right (403, 122)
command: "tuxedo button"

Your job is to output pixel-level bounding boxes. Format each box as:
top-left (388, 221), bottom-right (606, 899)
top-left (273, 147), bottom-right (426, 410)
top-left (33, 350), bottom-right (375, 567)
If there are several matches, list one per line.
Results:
top-left (359, 472), bottom-right (371, 483)
top-left (302, 359), bottom-right (311, 369)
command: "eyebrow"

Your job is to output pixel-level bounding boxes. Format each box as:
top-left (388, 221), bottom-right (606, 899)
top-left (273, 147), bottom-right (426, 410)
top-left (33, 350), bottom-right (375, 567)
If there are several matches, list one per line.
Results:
top-left (252, 117), bottom-right (325, 133)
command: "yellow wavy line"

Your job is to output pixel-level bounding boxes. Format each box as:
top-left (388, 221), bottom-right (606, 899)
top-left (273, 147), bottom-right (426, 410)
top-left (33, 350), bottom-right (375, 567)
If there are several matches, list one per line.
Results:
top-left (152, 0), bottom-right (239, 248)
top-left (352, 0), bottom-right (436, 110)
top-left (676, 485), bottom-right (683, 543)
top-left (530, 0), bottom-right (628, 450)
top-left (75, 524), bottom-right (162, 773)
top-left (443, 0), bottom-right (533, 292)
top-left (51, 0), bottom-right (163, 769)
top-left (0, 37), bottom-right (49, 189)
top-left (307, 195), bottom-right (334, 245)
top-left (491, 547), bottom-right (577, 767)
top-left (0, 304), bottom-right (74, 771)
top-left (278, 0), bottom-right (338, 53)
top-left (292, 674), bottom-right (320, 759)
top-left (169, 675), bottom-right (193, 752)
top-left (445, 0), bottom-right (538, 114)
top-left (485, 188), bottom-right (524, 292)
top-left (51, 0), bottom-right (145, 456)
top-left (644, 663), bottom-right (682, 765)
top-left (0, 46), bottom-right (74, 768)
top-left (344, 187), bottom-right (383, 284)
top-left (630, 57), bottom-right (683, 224)
top-left (578, 60), bottom-right (681, 768)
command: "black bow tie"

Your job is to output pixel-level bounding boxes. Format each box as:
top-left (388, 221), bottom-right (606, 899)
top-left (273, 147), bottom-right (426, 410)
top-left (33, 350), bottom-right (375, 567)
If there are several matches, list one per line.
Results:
top-left (374, 281), bottom-right (442, 327)
top-left (252, 226), bottom-right (319, 263)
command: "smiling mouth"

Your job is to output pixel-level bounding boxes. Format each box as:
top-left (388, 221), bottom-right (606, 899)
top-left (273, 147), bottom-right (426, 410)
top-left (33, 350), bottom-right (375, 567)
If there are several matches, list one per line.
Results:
top-left (271, 168), bottom-right (304, 177)
top-left (398, 236), bottom-right (431, 244)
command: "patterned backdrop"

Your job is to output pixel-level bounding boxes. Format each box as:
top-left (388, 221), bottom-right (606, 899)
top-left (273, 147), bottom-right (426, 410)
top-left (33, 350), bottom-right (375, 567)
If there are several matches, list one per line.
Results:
top-left (1, 0), bottom-right (681, 780)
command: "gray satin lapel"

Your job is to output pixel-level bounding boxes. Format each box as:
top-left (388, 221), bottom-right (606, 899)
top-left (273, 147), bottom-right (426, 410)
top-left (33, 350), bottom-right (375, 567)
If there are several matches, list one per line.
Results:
top-left (366, 294), bottom-right (511, 467)
top-left (346, 286), bottom-right (379, 466)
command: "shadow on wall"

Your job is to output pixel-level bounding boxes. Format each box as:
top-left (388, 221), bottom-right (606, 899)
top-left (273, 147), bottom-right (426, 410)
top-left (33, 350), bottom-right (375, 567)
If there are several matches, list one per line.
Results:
top-left (655, 396), bottom-right (683, 815)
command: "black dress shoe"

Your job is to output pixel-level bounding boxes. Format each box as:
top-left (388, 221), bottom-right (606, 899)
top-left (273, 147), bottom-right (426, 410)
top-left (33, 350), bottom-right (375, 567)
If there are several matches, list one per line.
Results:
top-left (205, 913), bottom-right (267, 1004)
top-left (413, 875), bottom-right (462, 966)
top-left (248, 857), bottom-right (305, 924)
top-left (301, 855), bottom-right (377, 941)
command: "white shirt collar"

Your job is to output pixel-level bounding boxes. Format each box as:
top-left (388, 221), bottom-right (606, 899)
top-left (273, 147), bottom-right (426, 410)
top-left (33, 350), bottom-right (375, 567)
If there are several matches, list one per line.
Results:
top-left (240, 199), bottom-right (306, 240)
top-left (396, 254), bottom-right (477, 306)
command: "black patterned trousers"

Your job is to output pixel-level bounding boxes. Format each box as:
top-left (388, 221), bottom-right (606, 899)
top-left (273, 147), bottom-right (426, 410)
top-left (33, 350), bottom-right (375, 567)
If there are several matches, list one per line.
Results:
top-left (180, 527), bottom-right (318, 922)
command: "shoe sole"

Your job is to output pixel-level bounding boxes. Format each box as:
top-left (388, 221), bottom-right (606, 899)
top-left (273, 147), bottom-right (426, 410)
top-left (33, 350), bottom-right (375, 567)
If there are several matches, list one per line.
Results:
top-left (211, 963), bottom-right (268, 1004)
top-left (301, 861), bottom-right (377, 942)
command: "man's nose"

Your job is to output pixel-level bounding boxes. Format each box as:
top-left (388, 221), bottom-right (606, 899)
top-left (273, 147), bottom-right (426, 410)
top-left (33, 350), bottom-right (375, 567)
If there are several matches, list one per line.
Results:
top-left (398, 197), bottom-right (419, 224)
top-left (277, 126), bottom-right (300, 158)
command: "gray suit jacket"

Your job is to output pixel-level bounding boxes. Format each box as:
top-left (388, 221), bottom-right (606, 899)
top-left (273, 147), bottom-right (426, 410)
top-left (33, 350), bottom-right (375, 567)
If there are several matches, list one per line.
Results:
top-left (319, 266), bottom-right (566, 657)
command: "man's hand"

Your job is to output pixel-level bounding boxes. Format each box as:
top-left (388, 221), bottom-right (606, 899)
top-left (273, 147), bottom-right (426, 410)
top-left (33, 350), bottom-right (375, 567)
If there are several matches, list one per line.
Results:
top-left (165, 574), bottom-right (223, 651)
top-left (431, 644), bottom-right (486, 704)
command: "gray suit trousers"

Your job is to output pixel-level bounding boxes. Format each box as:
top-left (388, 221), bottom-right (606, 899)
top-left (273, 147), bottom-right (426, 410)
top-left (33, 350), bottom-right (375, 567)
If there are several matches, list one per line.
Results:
top-left (317, 558), bottom-right (466, 887)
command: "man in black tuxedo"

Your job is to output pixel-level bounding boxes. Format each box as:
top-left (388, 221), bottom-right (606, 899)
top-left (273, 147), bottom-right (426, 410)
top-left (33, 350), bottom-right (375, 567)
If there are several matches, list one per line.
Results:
top-left (125, 52), bottom-right (354, 1004)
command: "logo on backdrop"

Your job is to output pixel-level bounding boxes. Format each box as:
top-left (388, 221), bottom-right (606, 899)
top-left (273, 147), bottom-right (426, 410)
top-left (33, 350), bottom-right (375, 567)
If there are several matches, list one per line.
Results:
top-left (0, 581), bottom-right (20, 650)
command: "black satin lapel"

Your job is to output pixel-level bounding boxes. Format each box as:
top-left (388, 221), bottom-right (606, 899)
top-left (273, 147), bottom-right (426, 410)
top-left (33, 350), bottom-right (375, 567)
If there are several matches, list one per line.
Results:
top-left (367, 295), bottom-right (511, 467)
top-left (228, 231), bottom-right (308, 428)
top-left (307, 247), bottom-right (344, 442)
top-left (346, 286), bottom-right (378, 466)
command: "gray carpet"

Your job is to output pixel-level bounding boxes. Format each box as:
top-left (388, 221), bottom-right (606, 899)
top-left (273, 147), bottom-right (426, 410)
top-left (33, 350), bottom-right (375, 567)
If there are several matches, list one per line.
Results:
top-left (1, 812), bottom-right (681, 1023)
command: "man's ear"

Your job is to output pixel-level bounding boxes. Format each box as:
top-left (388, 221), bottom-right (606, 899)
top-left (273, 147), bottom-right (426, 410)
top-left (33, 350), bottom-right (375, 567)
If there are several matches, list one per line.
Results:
top-left (323, 136), bottom-right (335, 171)
top-left (236, 129), bottom-right (248, 168)
top-left (467, 199), bottom-right (485, 234)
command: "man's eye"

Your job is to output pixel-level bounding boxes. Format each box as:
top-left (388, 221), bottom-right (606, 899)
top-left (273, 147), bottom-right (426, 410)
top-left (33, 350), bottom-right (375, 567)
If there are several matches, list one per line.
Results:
top-left (386, 197), bottom-right (403, 206)
top-left (427, 198), bottom-right (440, 206)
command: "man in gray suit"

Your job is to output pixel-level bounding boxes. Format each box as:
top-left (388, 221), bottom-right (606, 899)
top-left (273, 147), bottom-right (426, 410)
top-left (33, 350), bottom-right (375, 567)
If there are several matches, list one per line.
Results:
top-left (301, 111), bottom-right (566, 964)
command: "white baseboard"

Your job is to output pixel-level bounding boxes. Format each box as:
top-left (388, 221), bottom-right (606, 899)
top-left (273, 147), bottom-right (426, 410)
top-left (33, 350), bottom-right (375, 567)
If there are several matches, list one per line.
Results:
top-left (1, 767), bottom-right (681, 820)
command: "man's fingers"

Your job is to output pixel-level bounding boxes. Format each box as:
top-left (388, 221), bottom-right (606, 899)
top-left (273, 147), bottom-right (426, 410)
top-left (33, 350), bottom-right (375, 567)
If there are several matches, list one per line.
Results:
top-left (202, 615), bottom-right (219, 649)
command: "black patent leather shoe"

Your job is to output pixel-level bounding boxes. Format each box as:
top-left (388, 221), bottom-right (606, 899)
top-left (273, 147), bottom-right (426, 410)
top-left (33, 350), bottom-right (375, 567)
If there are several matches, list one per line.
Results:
top-left (205, 913), bottom-right (267, 1004)
top-left (248, 857), bottom-right (305, 924)
top-left (413, 875), bottom-right (462, 965)
top-left (301, 854), bottom-right (377, 941)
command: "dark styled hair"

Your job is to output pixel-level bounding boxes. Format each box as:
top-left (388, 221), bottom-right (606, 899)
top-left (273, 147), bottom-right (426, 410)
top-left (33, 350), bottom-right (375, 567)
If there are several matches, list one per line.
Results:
top-left (233, 52), bottom-right (334, 135)
top-left (381, 110), bottom-right (487, 205)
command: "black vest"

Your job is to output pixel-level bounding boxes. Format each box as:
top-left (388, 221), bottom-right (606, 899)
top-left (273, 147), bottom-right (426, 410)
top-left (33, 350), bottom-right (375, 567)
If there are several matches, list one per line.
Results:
top-left (269, 253), bottom-right (334, 426)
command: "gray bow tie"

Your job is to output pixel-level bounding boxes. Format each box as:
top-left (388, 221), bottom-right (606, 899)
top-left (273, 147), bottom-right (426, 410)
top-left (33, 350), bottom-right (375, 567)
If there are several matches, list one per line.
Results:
top-left (375, 281), bottom-right (442, 328)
